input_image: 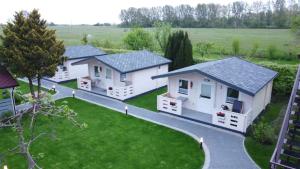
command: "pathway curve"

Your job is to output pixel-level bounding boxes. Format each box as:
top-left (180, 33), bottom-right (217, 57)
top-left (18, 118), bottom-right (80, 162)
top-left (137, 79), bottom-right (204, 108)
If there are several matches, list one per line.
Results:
top-left (17, 79), bottom-right (259, 169)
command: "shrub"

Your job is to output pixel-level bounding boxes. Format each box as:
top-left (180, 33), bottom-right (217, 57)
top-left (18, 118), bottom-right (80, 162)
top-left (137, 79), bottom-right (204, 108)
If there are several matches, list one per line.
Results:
top-left (261, 63), bottom-right (297, 96)
top-left (267, 44), bottom-right (277, 59)
top-left (0, 111), bottom-right (12, 120)
top-left (252, 121), bottom-right (275, 145)
top-left (249, 43), bottom-right (259, 57)
top-left (195, 42), bottom-right (214, 58)
top-left (1, 90), bottom-right (10, 99)
top-left (232, 39), bottom-right (240, 56)
top-left (123, 27), bottom-right (154, 50)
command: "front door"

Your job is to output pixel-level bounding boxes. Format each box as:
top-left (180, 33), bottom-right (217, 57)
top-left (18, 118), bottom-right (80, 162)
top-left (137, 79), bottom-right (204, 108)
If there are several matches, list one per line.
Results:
top-left (198, 81), bottom-right (215, 114)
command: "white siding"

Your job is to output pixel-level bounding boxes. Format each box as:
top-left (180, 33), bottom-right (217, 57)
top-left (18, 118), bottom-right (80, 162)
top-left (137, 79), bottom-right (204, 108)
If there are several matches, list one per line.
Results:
top-left (168, 72), bottom-right (254, 115)
top-left (131, 64), bottom-right (168, 97)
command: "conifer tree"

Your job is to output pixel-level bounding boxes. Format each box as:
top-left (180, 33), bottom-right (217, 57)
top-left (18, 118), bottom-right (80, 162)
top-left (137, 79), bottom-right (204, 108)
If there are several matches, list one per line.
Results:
top-left (0, 9), bottom-right (65, 98)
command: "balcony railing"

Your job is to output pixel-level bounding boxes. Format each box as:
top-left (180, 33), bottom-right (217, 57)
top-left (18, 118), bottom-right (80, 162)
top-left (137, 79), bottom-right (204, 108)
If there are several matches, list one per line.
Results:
top-left (212, 108), bottom-right (251, 133)
top-left (107, 85), bottom-right (134, 100)
top-left (270, 65), bottom-right (300, 169)
top-left (157, 93), bottom-right (186, 115)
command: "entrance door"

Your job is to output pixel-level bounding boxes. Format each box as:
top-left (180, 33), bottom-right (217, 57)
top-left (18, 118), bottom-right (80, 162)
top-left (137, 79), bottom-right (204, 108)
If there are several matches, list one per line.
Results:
top-left (198, 82), bottom-right (215, 114)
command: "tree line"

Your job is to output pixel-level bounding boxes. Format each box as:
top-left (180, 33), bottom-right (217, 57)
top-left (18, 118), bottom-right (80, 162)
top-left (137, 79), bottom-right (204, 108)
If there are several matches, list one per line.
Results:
top-left (119, 0), bottom-right (299, 28)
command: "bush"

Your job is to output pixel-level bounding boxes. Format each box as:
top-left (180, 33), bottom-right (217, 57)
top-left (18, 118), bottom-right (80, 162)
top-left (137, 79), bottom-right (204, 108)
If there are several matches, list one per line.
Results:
top-left (1, 90), bottom-right (10, 99)
top-left (267, 44), bottom-right (277, 59)
top-left (249, 43), bottom-right (259, 57)
top-left (123, 27), bottom-right (154, 50)
top-left (252, 121), bottom-right (275, 145)
top-left (232, 39), bottom-right (240, 56)
top-left (261, 63), bottom-right (297, 96)
top-left (0, 111), bottom-right (12, 120)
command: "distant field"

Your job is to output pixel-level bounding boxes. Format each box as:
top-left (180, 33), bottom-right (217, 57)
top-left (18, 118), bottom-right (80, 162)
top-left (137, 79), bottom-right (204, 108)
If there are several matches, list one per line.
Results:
top-left (0, 25), bottom-right (296, 55)
top-left (49, 26), bottom-right (294, 52)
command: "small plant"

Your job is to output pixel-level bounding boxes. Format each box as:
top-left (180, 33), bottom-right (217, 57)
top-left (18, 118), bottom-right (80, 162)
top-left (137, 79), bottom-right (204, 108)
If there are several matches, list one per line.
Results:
top-left (267, 44), bottom-right (277, 59)
top-left (0, 111), bottom-right (12, 120)
top-left (252, 120), bottom-right (275, 145)
top-left (81, 34), bottom-right (88, 45)
top-left (232, 39), bottom-right (240, 56)
top-left (249, 43), bottom-right (259, 57)
top-left (102, 39), bottom-right (113, 48)
top-left (195, 42), bottom-right (214, 58)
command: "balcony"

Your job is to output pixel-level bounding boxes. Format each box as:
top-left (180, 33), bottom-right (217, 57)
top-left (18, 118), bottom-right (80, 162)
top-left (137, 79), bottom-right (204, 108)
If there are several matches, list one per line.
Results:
top-left (157, 93), bottom-right (188, 115)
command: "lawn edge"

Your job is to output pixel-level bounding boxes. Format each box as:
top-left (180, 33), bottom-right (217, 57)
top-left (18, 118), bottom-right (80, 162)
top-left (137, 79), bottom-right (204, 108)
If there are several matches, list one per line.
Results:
top-left (243, 137), bottom-right (261, 169)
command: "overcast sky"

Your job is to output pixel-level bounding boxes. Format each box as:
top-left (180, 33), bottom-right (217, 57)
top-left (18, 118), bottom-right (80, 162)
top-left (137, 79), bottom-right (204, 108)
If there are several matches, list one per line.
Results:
top-left (1, 0), bottom-right (272, 24)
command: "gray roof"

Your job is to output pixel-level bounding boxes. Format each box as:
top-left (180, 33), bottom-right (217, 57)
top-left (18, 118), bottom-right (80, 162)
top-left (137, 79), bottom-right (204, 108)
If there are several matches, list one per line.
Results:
top-left (153, 57), bottom-right (278, 96)
top-left (64, 45), bottom-right (106, 59)
top-left (91, 50), bottom-right (171, 73)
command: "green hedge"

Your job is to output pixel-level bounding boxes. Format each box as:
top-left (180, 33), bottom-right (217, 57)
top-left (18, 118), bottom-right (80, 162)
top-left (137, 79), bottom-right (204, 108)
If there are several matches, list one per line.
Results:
top-left (260, 63), bottom-right (297, 96)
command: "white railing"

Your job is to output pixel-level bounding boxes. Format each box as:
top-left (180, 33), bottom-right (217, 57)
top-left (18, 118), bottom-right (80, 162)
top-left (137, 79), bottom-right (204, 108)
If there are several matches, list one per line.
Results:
top-left (212, 109), bottom-right (251, 133)
top-left (157, 93), bottom-right (183, 115)
top-left (51, 71), bottom-right (69, 81)
top-left (77, 77), bottom-right (92, 91)
top-left (107, 85), bottom-right (134, 100)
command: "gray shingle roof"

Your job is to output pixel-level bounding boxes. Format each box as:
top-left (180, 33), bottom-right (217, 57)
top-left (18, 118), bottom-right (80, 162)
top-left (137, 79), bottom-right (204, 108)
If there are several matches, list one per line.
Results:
top-left (64, 45), bottom-right (106, 59)
top-left (93, 50), bottom-right (171, 73)
top-left (153, 57), bottom-right (278, 96)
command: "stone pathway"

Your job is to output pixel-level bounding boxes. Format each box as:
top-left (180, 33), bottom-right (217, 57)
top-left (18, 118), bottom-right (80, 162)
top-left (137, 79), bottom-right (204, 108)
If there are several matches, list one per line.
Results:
top-left (17, 79), bottom-right (259, 169)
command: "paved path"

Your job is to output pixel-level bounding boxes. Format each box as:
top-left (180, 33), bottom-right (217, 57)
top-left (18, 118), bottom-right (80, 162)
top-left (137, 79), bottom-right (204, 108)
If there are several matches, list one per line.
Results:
top-left (17, 79), bottom-right (259, 169)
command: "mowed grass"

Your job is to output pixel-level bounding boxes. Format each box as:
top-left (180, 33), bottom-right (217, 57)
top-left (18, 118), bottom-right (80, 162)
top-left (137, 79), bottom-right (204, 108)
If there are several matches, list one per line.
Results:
top-left (244, 97), bottom-right (287, 169)
top-left (0, 98), bottom-right (204, 169)
top-left (6, 26), bottom-right (290, 53)
top-left (126, 87), bottom-right (167, 112)
top-left (60, 80), bottom-right (78, 89)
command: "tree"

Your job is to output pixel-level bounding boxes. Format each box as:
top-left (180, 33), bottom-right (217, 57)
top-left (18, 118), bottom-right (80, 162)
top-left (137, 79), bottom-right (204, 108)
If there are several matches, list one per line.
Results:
top-left (291, 15), bottom-right (300, 39)
top-left (195, 42), bottom-right (214, 58)
top-left (0, 95), bottom-right (85, 169)
top-left (0, 10), bottom-right (65, 99)
top-left (81, 34), bottom-right (88, 44)
top-left (123, 27), bottom-right (154, 50)
top-left (232, 39), bottom-right (240, 55)
top-left (165, 31), bottom-right (193, 70)
top-left (154, 22), bottom-right (172, 52)
top-left (273, 0), bottom-right (287, 28)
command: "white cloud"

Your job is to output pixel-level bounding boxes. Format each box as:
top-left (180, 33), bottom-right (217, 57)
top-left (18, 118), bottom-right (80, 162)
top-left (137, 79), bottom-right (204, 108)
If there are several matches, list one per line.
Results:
top-left (1, 0), bottom-right (270, 24)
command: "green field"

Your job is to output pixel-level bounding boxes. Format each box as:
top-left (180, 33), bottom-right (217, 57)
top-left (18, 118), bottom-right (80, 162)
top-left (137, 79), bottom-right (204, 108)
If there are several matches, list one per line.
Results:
top-left (0, 98), bottom-right (204, 169)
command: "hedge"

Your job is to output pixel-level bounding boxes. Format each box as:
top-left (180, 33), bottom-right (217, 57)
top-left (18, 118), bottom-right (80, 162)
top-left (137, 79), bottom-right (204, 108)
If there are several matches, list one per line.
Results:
top-left (260, 63), bottom-right (297, 96)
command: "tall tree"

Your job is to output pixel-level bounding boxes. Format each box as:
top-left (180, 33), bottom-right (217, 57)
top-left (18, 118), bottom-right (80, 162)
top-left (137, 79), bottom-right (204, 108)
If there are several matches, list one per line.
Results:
top-left (154, 22), bottom-right (172, 52)
top-left (0, 10), bottom-right (65, 99)
top-left (165, 31), bottom-right (193, 70)
top-left (273, 0), bottom-right (287, 28)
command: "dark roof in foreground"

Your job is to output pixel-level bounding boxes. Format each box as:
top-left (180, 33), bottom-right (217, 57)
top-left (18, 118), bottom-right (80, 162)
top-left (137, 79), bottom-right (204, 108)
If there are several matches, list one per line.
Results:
top-left (0, 66), bottom-right (18, 89)
top-left (64, 45), bottom-right (106, 59)
top-left (152, 57), bottom-right (278, 96)
top-left (73, 50), bottom-right (171, 73)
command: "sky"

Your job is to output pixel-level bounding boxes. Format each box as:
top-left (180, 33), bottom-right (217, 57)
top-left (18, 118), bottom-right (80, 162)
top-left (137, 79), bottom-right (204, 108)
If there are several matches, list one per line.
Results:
top-left (1, 0), bottom-right (271, 24)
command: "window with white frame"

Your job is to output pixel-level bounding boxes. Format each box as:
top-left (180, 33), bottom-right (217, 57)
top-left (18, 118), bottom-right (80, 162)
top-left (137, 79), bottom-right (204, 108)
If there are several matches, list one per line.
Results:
top-left (94, 66), bottom-right (99, 77)
top-left (200, 84), bottom-right (211, 99)
top-left (178, 79), bottom-right (188, 95)
top-left (120, 73), bottom-right (126, 82)
top-left (226, 87), bottom-right (239, 103)
top-left (106, 68), bottom-right (112, 79)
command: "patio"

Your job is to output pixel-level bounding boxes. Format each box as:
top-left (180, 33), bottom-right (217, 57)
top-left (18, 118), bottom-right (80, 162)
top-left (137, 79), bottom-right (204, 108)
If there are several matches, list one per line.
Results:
top-left (181, 108), bottom-right (212, 124)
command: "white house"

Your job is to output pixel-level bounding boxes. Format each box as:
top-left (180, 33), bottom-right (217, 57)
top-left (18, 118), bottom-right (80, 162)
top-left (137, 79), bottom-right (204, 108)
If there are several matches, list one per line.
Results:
top-left (72, 50), bottom-right (171, 100)
top-left (47, 45), bottom-right (106, 82)
top-left (152, 57), bottom-right (278, 133)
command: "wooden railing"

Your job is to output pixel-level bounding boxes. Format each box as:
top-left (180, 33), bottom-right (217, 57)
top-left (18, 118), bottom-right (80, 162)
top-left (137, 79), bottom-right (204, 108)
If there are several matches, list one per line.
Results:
top-left (212, 109), bottom-right (251, 133)
top-left (157, 93), bottom-right (183, 115)
top-left (270, 65), bottom-right (300, 169)
top-left (107, 85), bottom-right (134, 100)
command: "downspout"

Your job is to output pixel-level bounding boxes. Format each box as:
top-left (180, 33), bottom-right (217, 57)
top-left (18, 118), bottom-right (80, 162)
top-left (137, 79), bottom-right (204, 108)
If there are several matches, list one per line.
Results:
top-left (11, 87), bottom-right (17, 116)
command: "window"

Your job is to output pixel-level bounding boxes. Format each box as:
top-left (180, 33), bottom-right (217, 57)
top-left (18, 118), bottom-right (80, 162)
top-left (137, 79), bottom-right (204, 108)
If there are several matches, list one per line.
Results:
top-left (226, 88), bottom-right (239, 103)
top-left (62, 66), bottom-right (67, 71)
top-left (200, 84), bottom-right (211, 99)
top-left (94, 66), bottom-right (99, 77)
top-left (106, 68), bottom-right (112, 79)
top-left (178, 79), bottom-right (188, 95)
top-left (120, 73), bottom-right (126, 82)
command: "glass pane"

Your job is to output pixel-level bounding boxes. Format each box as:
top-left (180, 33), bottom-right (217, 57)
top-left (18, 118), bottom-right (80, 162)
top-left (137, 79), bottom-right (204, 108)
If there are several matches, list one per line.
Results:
top-left (120, 73), bottom-right (126, 82)
top-left (94, 66), bottom-right (99, 77)
top-left (226, 88), bottom-right (239, 103)
top-left (178, 80), bottom-right (188, 95)
top-left (106, 69), bottom-right (112, 79)
top-left (201, 84), bottom-right (211, 99)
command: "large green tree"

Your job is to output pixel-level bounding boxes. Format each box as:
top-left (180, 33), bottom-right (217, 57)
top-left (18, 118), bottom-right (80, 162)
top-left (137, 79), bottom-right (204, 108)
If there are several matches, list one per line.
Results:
top-left (154, 21), bottom-right (172, 52)
top-left (0, 10), bottom-right (65, 98)
top-left (123, 27), bottom-right (154, 50)
top-left (165, 31), bottom-right (193, 70)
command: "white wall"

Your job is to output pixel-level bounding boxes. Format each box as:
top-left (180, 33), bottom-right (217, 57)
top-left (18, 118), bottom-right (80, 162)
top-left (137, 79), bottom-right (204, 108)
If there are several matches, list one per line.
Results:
top-left (49, 59), bottom-right (89, 82)
top-left (131, 64), bottom-right (168, 97)
top-left (168, 72), bottom-right (254, 115)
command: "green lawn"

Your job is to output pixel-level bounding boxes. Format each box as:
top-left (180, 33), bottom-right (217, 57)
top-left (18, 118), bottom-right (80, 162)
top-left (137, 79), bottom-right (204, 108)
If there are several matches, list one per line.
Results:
top-left (126, 87), bottom-right (167, 112)
top-left (0, 98), bottom-right (204, 169)
top-left (244, 97), bottom-right (287, 169)
top-left (60, 80), bottom-right (77, 89)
